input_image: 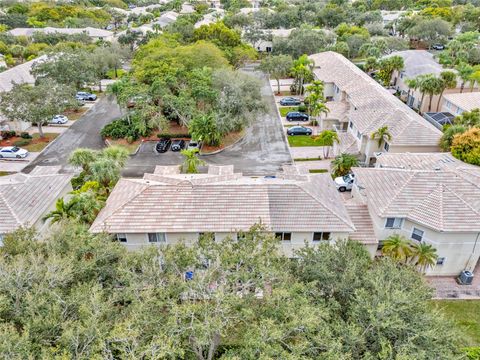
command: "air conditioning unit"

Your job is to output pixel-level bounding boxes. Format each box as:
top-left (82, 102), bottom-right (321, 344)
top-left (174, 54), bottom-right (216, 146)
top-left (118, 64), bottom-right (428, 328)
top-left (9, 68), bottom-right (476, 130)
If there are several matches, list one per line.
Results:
top-left (458, 270), bottom-right (474, 285)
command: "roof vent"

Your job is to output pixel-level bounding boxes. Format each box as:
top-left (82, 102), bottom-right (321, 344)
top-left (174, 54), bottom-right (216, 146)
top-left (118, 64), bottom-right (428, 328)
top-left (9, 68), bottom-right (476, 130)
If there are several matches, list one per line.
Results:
top-left (434, 166), bottom-right (441, 171)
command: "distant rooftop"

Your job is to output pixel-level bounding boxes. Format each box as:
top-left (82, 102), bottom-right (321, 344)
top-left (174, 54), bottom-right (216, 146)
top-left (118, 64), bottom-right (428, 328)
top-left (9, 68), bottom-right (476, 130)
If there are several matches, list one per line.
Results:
top-left (443, 92), bottom-right (480, 113)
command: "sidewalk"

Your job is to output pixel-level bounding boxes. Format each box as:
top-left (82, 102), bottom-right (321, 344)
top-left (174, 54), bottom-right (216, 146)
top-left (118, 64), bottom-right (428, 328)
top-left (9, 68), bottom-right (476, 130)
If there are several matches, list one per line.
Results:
top-left (428, 262), bottom-right (480, 299)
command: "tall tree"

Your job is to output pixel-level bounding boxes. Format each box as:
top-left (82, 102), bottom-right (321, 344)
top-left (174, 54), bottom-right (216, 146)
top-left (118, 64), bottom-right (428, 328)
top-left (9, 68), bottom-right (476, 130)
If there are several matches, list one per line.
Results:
top-left (370, 125), bottom-right (392, 148)
top-left (291, 54), bottom-right (314, 95)
top-left (436, 71), bottom-right (457, 111)
top-left (418, 74), bottom-right (444, 112)
top-left (181, 148), bottom-right (205, 174)
top-left (331, 153), bottom-right (359, 177)
top-left (382, 234), bottom-right (413, 263)
top-left (0, 79), bottom-right (75, 137)
top-left (304, 80), bottom-right (329, 130)
top-left (259, 54), bottom-right (293, 94)
top-left (456, 62), bottom-right (474, 93)
top-left (410, 242), bottom-right (438, 274)
top-left (314, 129), bottom-right (339, 158)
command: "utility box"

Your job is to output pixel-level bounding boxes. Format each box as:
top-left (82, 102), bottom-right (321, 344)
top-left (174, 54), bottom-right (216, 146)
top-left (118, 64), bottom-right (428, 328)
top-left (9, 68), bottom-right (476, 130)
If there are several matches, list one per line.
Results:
top-left (458, 270), bottom-right (474, 285)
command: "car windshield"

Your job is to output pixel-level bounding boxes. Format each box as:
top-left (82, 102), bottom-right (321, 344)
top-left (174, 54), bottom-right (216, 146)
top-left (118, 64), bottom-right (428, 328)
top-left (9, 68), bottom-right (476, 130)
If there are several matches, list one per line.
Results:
top-left (342, 175), bottom-right (351, 182)
top-left (11, 147), bottom-right (19, 152)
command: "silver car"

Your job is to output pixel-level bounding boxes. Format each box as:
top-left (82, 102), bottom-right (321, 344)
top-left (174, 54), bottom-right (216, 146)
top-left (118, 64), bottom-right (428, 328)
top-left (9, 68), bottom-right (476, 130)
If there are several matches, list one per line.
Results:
top-left (50, 115), bottom-right (69, 124)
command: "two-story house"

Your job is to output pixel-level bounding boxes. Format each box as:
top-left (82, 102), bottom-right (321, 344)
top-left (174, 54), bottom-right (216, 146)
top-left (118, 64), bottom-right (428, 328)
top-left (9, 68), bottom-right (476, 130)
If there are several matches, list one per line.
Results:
top-left (309, 51), bottom-right (442, 166)
top-left (90, 165), bottom-right (378, 257)
top-left (442, 92), bottom-right (480, 116)
top-left (350, 153), bottom-right (480, 276)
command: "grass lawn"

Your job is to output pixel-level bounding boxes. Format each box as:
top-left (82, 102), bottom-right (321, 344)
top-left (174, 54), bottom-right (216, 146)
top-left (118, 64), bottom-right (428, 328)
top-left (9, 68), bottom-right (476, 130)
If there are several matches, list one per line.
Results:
top-left (107, 138), bottom-right (142, 154)
top-left (279, 106), bottom-right (298, 117)
top-left (288, 135), bottom-right (321, 147)
top-left (24, 133), bottom-right (58, 152)
top-left (309, 169), bottom-right (328, 173)
top-left (431, 300), bottom-right (480, 347)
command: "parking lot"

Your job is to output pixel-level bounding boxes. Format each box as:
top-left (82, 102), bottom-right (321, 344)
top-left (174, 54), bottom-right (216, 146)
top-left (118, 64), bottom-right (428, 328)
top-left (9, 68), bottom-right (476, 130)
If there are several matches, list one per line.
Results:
top-left (123, 69), bottom-right (292, 177)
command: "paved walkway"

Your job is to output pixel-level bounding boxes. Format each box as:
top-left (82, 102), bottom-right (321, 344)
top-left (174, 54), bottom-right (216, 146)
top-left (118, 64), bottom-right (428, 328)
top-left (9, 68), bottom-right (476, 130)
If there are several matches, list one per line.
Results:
top-left (428, 262), bottom-right (480, 299)
top-left (294, 159), bottom-right (331, 172)
top-left (290, 146), bottom-right (332, 159)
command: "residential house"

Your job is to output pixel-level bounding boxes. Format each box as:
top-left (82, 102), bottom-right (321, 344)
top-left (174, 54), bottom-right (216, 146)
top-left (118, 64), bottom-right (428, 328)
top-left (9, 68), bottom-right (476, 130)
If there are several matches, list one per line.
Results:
top-left (386, 50), bottom-right (463, 113)
top-left (8, 27), bottom-right (114, 41)
top-left (441, 92), bottom-right (480, 116)
top-left (0, 166), bottom-right (73, 243)
top-left (153, 11), bottom-right (179, 28)
top-left (194, 9), bottom-right (225, 28)
top-left (380, 10), bottom-right (406, 35)
top-left (309, 51), bottom-right (442, 165)
top-left (249, 28), bottom-right (293, 52)
top-left (350, 154), bottom-right (480, 276)
top-left (90, 165), bottom-right (378, 257)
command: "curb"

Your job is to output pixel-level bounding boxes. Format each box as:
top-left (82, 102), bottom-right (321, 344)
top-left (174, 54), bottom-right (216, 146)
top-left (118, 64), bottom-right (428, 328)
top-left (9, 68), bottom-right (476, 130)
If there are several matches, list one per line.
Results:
top-left (199, 131), bottom-right (246, 156)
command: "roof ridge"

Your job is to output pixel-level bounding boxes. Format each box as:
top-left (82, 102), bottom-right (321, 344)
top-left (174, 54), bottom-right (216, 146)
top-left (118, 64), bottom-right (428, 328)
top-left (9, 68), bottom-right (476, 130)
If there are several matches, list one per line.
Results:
top-left (377, 171), bottom-right (416, 217)
top-left (443, 184), bottom-right (480, 217)
top-left (299, 181), bottom-right (355, 231)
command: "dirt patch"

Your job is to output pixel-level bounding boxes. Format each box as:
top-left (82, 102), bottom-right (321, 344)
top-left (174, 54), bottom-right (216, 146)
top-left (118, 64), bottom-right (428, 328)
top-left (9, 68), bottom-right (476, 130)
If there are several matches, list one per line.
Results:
top-left (63, 107), bottom-right (89, 121)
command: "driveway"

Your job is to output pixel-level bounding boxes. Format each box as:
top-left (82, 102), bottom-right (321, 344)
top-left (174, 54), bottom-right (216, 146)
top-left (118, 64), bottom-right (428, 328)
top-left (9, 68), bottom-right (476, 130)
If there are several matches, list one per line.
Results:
top-left (22, 95), bottom-right (122, 173)
top-left (123, 69), bottom-right (292, 177)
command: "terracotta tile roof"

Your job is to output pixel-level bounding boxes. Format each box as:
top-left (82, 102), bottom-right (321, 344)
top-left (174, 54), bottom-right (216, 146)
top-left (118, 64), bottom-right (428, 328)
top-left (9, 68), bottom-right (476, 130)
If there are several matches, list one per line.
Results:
top-left (0, 167), bottom-right (72, 233)
top-left (344, 200), bottom-right (378, 245)
top-left (443, 92), bottom-right (480, 113)
top-left (375, 152), bottom-right (475, 171)
top-left (309, 51), bottom-right (442, 148)
top-left (354, 166), bottom-right (480, 232)
top-left (90, 167), bottom-right (356, 234)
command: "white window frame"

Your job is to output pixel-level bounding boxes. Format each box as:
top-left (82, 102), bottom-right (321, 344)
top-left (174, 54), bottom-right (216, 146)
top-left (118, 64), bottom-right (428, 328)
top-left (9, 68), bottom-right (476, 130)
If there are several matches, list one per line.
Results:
top-left (275, 232), bottom-right (292, 241)
top-left (312, 232), bottom-right (330, 242)
top-left (116, 233), bottom-right (127, 243)
top-left (411, 227), bottom-right (424, 242)
top-left (385, 218), bottom-right (402, 229)
top-left (147, 232), bottom-right (167, 243)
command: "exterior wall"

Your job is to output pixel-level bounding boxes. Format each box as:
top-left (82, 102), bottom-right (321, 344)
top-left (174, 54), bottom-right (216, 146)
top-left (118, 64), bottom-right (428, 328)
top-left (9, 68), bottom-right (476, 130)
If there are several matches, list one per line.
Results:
top-left (441, 99), bottom-right (466, 116)
top-left (389, 144), bottom-right (441, 154)
top-left (323, 83), bottom-right (335, 98)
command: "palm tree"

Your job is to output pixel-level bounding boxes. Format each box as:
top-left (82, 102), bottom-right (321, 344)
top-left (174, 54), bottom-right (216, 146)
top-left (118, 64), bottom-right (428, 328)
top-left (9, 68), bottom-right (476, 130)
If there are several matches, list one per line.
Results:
top-left (439, 124), bottom-right (466, 151)
top-left (468, 68), bottom-right (480, 92)
top-left (314, 130), bottom-right (339, 158)
top-left (102, 145), bottom-right (130, 167)
top-left (291, 55), bottom-right (314, 95)
top-left (370, 126), bottom-right (392, 148)
top-left (43, 197), bottom-right (79, 223)
top-left (181, 148), bottom-right (206, 174)
top-left (90, 158), bottom-right (122, 193)
top-left (404, 78), bottom-right (419, 107)
top-left (331, 153), bottom-right (359, 177)
top-left (417, 74), bottom-right (443, 113)
top-left (305, 80), bottom-right (329, 130)
top-left (456, 62), bottom-right (474, 93)
top-left (364, 56), bottom-right (378, 74)
top-left (410, 242), bottom-right (438, 273)
top-left (381, 234), bottom-right (413, 263)
top-left (436, 71), bottom-right (457, 111)
top-left (69, 148), bottom-right (97, 174)
top-left (189, 114), bottom-right (221, 147)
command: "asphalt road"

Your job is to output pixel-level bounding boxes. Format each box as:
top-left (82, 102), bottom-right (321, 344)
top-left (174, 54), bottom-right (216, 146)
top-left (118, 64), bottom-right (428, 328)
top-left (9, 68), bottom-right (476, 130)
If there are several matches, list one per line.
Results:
top-left (123, 69), bottom-right (292, 177)
top-left (22, 95), bottom-right (122, 174)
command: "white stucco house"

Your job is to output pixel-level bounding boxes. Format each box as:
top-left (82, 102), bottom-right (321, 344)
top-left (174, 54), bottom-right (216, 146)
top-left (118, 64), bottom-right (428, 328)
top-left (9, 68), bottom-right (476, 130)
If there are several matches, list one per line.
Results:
top-left (441, 92), bottom-right (480, 116)
top-left (309, 51), bottom-right (442, 166)
top-left (350, 152), bottom-right (480, 276)
top-left (90, 165), bottom-right (378, 257)
top-left (8, 27), bottom-right (114, 42)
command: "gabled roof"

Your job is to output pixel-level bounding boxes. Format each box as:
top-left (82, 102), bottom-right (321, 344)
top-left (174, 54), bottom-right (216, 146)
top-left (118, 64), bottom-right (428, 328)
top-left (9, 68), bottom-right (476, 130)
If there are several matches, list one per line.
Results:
top-left (0, 55), bottom-right (46, 92)
top-left (0, 167), bottom-right (72, 233)
top-left (90, 166), bottom-right (355, 234)
top-left (386, 50), bottom-right (446, 78)
top-left (375, 152), bottom-right (472, 171)
top-left (354, 165), bottom-right (480, 232)
top-left (309, 51), bottom-right (442, 148)
top-left (8, 27), bottom-right (113, 38)
top-left (443, 92), bottom-right (480, 113)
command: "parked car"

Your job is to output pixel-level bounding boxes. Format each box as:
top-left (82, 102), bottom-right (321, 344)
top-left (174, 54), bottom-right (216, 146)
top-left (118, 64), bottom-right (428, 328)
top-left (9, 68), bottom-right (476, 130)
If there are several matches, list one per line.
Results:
top-left (286, 111), bottom-right (309, 122)
top-left (334, 173), bottom-right (355, 192)
top-left (280, 97), bottom-right (301, 106)
top-left (287, 126), bottom-right (312, 136)
top-left (49, 115), bottom-right (69, 124)
top-left (76, 92), bottom-right (97, 101)
top-left (156, 138), bottom-right (171, 153)
top-left (0, 146), bottom-right (29, 159)
top-left (432, 44), bottom-right (445, 50)
top-left (171, 139), bottom-right (186, 151)
top-left (187, 140), bottom-right (201, 151)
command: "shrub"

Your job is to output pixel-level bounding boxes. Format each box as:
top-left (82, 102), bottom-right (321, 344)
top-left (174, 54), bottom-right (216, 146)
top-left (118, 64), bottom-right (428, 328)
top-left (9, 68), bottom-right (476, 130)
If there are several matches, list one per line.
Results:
top-left (156, 133), bottom-right (191, 139)
top-left (20, 132), bottom-right (32, 139)
top-left (106, 69), bottom-right (126, 79)
top-left (1, 130), bottom-right (16, 139)
top-left (298, 105), bottom-right (307, 113)
top-left (13, 139), bottom-right (31, 147)
top-left (101, 118), bottom-right (140, 140)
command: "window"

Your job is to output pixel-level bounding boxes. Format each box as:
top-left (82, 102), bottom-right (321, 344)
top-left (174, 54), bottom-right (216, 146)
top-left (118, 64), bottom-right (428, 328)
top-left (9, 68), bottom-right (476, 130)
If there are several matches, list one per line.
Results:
top-left (275, 232), bottom-right (292, 241)
top-left (313, 232), bottom-right (330, 242)
top-left (446, 101), bottom-right (451, 110)
top-left (385, 218), bottom-right (402, 229)
top-left (384, 142), bottom-right (390, 152)
top-left (148, 233), bottom-right (166, 243)
top-left (333, 84), bottom-right (339, 94)
top-left (266, 46), bottom-right (272, 52)
top-left (411, 228), bottom-right (424, 242)
top-left (349, 121), bottom-right (353, 129)
top-left (356, 130), bottom-right (361, 139)
top-left (116, 233), bottom-right (127, 243)
top-left (436, 257), bottom-right (446, 266)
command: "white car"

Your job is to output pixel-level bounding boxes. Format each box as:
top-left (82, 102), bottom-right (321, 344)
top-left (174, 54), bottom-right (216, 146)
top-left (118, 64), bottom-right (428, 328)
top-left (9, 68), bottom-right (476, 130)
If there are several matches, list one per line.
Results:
top-left (334, 173), bottom-right (355, 192)
top-left (0, 146), bottom-right (29, 159)
top-left (50, 115), bottom-right (69, 124)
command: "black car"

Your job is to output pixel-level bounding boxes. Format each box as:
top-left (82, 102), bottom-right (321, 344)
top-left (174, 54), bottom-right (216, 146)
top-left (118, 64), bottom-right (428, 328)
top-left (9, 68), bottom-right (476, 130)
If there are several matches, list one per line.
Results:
top-left (286, 111), bottom-right (309, 122)
top-left (156, 138), bottom-right (171, 153)
top-left (432, 44), bottom-right (445, 50)
top-left (280, 97), bottom-right (301, 106)
top-left (287, 126), bottom-right (312, 136)
top-left (171, 139), bottom-right (186, 151)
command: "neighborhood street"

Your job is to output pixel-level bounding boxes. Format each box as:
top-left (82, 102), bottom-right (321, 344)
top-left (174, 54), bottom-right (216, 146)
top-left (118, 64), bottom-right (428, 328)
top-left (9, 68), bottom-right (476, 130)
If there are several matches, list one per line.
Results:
top-left (122, 70), bottom-right (292, 177)
top-left (22, 95), bottom-right (122, 174)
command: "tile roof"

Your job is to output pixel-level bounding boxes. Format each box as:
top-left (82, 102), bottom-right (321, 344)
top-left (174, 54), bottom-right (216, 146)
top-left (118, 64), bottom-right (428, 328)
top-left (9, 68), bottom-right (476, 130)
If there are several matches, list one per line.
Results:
top-left (8, 27), bottom-right (113, 38)
top-left (344, 200), bottom-right (378, 245)
top-left (443, 92), bottom-right (480, 113)
top-left (386, 50), bottom-right (446, 78)
top-left (309, 51), bottom-right (442, 147)
top-left (353, 165), bottom-right (480, 232)
top-left (90, 166), bottom-right (356, 234)
top-left (0, 55), bottom-right (46, 92)
top-left (375, 152), bottom-right (474, 171)
top-left (0, 167), bottom-right (72, 233)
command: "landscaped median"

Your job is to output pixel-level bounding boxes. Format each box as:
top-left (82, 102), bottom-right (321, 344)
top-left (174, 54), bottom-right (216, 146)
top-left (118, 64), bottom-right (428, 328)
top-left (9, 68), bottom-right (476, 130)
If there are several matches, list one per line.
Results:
top-left (288, 135), bottom-right (321, 147)
top-left (0, 132), bottom-right (58, 153)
